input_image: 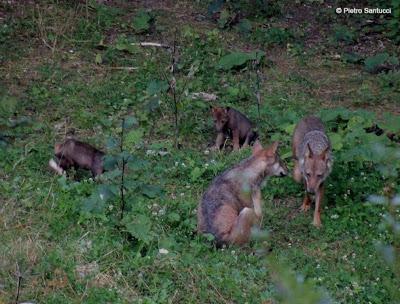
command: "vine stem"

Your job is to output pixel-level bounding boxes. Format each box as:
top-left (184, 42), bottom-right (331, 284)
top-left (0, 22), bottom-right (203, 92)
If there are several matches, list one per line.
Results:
top-left (120, 118), bottom-right (126, 221)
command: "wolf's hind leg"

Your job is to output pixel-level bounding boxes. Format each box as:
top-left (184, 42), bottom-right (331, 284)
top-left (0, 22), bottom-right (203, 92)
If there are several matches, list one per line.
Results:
top-left (228, 207), bottom-right (258, 245)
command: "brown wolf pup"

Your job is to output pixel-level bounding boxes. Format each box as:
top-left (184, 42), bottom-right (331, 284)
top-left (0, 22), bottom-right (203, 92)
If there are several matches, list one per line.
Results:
top-left (49, 139), bottom-right (105, 177)
top-left (211, 106), bottom-right (258, 151)
top-left (198, 141), bottom-right (288, 246)
top-left (292, 116), bottom-right (333, 227)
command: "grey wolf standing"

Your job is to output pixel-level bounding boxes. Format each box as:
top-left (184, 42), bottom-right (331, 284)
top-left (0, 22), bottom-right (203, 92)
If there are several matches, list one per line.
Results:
top-left (292, 116), bottom-right (333, 227)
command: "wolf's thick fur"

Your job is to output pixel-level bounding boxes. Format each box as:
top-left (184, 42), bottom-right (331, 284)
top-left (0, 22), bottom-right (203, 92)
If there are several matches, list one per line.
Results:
top-left (198, 141), bottom-right (288, 246)
top-left (292, 116), bottom-right (333, 227)
top-left (211, 106), bottom-right (258, 151)
top-left (49, 139), bottom-right (105, 177)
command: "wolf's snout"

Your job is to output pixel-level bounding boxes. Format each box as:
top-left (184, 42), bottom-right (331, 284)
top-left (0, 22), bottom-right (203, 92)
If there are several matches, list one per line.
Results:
top-left (280, 171), bottom-right (287, 177)
top-left (307, 187), bottom-right (316, 194)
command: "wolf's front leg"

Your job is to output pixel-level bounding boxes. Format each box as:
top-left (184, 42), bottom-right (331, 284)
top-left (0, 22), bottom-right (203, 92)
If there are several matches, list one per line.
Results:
top-left (212, 133), bottom-right (225, 151)
top-left (232, 129), bottom-right (240, 150)
top-left (252, 188), bottom-right (263, 220)
top-left (242, 133), bottom-right (251, 149)
top-left (313, 184), bottom-right (324, 227)
top-left (228, 207), bottom-right (257, 245)
top-left (300, 192), bottom-right (311, 212)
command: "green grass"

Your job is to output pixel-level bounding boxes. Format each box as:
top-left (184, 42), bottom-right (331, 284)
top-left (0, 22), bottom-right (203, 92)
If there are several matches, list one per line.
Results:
top-left (0, 1), bottom-right (399, 303)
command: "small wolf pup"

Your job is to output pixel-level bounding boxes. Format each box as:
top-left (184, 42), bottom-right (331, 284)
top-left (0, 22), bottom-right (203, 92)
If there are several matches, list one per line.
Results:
top-left (211, 106), bottom-right (258, 151)
top-left (49, 138), bottom-right (105, 177)
top-left (292, 116), bottom-right (333, 227)
top-left (198, 141), bottom-right (288, 246)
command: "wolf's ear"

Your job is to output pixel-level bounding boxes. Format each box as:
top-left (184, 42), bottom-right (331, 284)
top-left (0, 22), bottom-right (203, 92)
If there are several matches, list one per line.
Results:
top-left (305, 143), bottom-right (313, 158)
top-left (266, 141), bottom-right (279, 156)
top-left (252, 140), bottom-right (263, 155)
top-left (223, 106), bottom-right (229, 114)
top-left (321, 147), bottom-right (329, 161)
top-left (55, 143), bottom-right (62, 154)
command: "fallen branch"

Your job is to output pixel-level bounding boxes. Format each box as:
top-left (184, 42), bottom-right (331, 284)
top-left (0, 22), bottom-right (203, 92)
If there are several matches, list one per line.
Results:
top-left (191, 92), bottom-right (218, 102)
top-left (107, 67), bottom-right (138, 71)
top-left (131, 42), bottom-right (170, 49)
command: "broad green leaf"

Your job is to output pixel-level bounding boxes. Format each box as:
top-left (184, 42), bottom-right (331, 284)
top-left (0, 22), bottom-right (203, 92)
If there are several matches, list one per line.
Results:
top-left (81, 185), bottom-right (115, 214)
top-left (342, 52), bottom-right (363, 64)
top-left (236, 19), bottom-right (252, 33)
top-left (347, 115), bottom-right (365, 129)
top-left (218, 51), bottom-right (265, 70)
top-left (125, 128), bottom-right (143, 145)
top-left (364, 53), bottom-right (398, 73)
top-left (103, 155), bottom-right (119, 171)
top-left (218, 9), bottom-right (230, 28)
top-left (127, 156), bottom-right (148, 170)
top-left (123, 214), bottom-right (153, 244)
top-left (191, 167), bottom-right (204, 181)
top-left (123, 116), bottom-right (138, 129)
top-left (284, 123), bottom-right (296, 134)
top-left (95, 53), bottom-right (102, 64)
top-left (132, 10), bottom-right (152, 33)
top-left (106, 137), bottom-right (119, 149)
top-left (0, 96), bottom-right (18, 118)
top-left (329, 133), bottom-right (343, 151)
top-left (319, 107), bottom-right (351, 122)
top-left (146, 80), bottom-right (169, 95)
top-left (141, 184), bottom-right (162, 199)
top-left (381, 112), bottom-right (400, 133)
top-left (167, 212), bottom-right (181, 223)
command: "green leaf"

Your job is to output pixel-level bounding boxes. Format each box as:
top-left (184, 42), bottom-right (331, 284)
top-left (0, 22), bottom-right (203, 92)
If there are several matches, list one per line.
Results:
top-left (284, 123), bottom-right (296, 134)
top-left (125, 128), bottom-right (143, 145)
top-left (132, 10), bottom-right (152, 33)
top-left (0, 96), bottom-right (18, 118)
top-left (329, 133), bottom-right (343, 151)
top-left (236, 19), bottom-right (252, 33)
top-left (342, 52), bottom-right (363, 64)
top-left (381, 112), bottom-right (400, 133)
top-left (217, 51), bottom-right (265, 70)
top-left (190, 167), bottom-right (204, 181)
top-left (217, 9), bottom-right (230, 28)
top-left (103, 155), bottom-right (119, 171)
top-left (146, 80), bottom-right (169, 95)
top-left (123, 116), bottom-right (138, 129)
top-left (319, 107), bottom-right (351, 122)
top-left (141, 184), bottom-right (162, 199)
top-left (95, 53), bottom-right (102, 64)
top-left (127, 156), bottom-right (148, 170)
top-left (123, 214), bottom-right (153, 244)
top-left (106, 137), bottom-right (119, 149)
top-left (365, 53), bottom-right (388, 72)
top-left (167, 212), bottom-right (181, 223)
top-left (81, 185), bottom-right (115, 214)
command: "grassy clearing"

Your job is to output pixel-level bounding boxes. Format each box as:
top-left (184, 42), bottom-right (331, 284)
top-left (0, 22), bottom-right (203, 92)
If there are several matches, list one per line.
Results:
top-left (0, 1), bottom-right (399, 303)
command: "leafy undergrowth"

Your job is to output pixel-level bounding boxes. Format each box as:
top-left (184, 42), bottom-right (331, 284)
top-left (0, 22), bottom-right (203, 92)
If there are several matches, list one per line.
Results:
top-left (0, 1), bottom-right (399, 303)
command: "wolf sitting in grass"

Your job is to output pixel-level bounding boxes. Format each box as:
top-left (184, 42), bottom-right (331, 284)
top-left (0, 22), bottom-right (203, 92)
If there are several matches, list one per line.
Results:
top-left (198, 141), bottom-right (288, 246)
top-left (292, 116), bottom-right (333, 227)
